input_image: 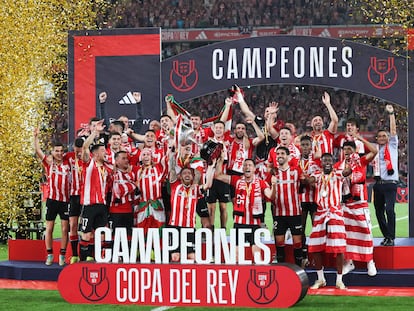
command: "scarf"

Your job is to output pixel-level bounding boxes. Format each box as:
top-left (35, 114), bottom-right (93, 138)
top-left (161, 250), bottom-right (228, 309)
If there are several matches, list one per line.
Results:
top-left (384, 143), bottom-right (394, 175)
top-left (233, 177), bottom-right (262, 217)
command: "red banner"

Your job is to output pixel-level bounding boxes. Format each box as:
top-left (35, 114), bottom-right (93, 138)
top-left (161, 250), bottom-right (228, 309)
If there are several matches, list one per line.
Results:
top-left (408, 29), bottom-right (414, 51)
top-left (58, 263), bottom-right (308, 308)
top-left (161, 25), bottom-right (404, 42)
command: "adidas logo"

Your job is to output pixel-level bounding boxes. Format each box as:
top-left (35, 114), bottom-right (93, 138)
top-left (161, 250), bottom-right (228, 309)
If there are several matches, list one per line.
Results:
top-left (119, 91), bottom-right (138, 104)
top-left (319, 29), bottom-right (331, 37)
top-left (195, 31), bottom-right (207, 40)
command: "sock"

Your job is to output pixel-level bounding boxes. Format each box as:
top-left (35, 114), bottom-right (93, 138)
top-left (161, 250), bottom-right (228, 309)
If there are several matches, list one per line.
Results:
top-left (317, 269), bottom-right (325, 281)
top-left (79, 240), bottom-right (89, 261)
top-left (70, 234), bottom-right (79, 256)
top-left (88, 242), bottom-right (95, 258)
top-left (47, 249), bottom-right (53, 255)
top-left (336, 273), bottom-right (343, 283)
top-left (276, 245), bottom-right (286, 263)
top-left (60, 248), bottom-right (66, 256)
top-left (293, 243), bottom-right (303, 267)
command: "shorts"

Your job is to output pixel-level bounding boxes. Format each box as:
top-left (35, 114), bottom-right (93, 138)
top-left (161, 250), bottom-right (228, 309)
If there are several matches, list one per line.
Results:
top-left (162, 182), bottom-right (171, 213)
top-left (69, 195), bottom-right (82, 217)
top-left (234, 223), bottom-right (260, 246)
top-left (80, 204), bottom-right (108, 233)
top-left (206, 179), bottom-right (230, 204)
top-left (109, 212), bottom-right (134, 236)
top-left (301, 202), bottom-right (317, 215)
top-left (45, 198), bottom-right (69, 221)
top-left (273, 215), bottom-right (302, 236)
top-left (196, 196), bottom-right (209, 218)
top-left (167, 225), bottom-right (195, 254)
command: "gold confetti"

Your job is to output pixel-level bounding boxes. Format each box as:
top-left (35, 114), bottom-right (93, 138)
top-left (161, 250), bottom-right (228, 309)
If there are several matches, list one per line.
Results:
top-left (0, 1), bottom-right (111, 226)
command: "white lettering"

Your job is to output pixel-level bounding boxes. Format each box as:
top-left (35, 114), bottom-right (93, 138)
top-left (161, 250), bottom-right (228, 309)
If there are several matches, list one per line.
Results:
top-left (95, 227), bottom-right (112, 263)
top-left (212, 49), bottom-right (223, 79)
top-left (342, 46), bottom-right (353, 78)
top-left (280, 47), bottom-right (289, 78)
top-left (328, 47), bottom-right (338, 77)
top-left (242, 47), bottom-right (262, 78)
top-left (227, 49), bottom-right (238, 79)
top-left (112, 228), bottom-right (129, 263)
top-left (309, 47), bottom-right (324, 77)
top-left (265, 47), bottom-right (277, 78)
top-left (254, 228), bottom-right (272, 264)
top-left (293, 47), bottom-right (305, 78)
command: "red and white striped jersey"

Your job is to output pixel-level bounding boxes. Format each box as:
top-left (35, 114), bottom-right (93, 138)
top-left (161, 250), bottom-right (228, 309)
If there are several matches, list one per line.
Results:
top-left (169, 180), bottom-right (201, 228)
top-left (42, 156), bottom-right (71, 202)
top-left (192, 127), bottom-right (211, 155)
top-left (129, 147), bottom-right (164, 167)
top-left (312, 130), bottom-right (335, 155)
top-left (334, 134), bottom-right (366, 162)
top-left (267, 143), bottom-right (301, 169)
top-left (137, 163), bottom-right (165, 202)
top-left (312, 169), bottom-right (345, 213)
top-left (227, 138), bottom-right (254, 174)
top-left (273, 165), bottom-right (303, 216)
top-left (335, 155), bottom-right (370, 203)
top-left (110, 166), bottom-right (139, 214)
top-left (65, 152), bottom-right (83, 196)
top-left (298, 156), bottom-right (321, 203)
top-left (80, 159), bottom-right (113, 206)
top-left (231, 175), bottom-right (269, 225)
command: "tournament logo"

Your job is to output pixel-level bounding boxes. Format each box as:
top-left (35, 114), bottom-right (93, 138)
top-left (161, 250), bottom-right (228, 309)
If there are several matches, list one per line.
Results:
top-left (246, 269), bottom-right (279, 304)
top-left (79, 267), bottom-right (110, 301)
top-left (367, 57), bottom-right (397, 90)
top-left (170, 59), bottom-right (198, 92)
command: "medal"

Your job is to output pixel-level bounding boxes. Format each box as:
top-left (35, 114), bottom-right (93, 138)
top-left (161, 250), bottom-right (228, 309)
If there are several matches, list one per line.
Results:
top-left (321, 190), bottom-right (327, 197)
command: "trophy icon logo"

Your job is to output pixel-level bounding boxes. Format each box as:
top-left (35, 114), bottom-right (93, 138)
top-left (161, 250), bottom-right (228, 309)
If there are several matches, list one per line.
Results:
top-left (367, 57), bottom-right (398, 90)
top-left (79, 267), bottom-right (110, 301)
top-left (246, 269), bottom-right (279, 304)
top-left (170, 59), bottom-right (198, 92)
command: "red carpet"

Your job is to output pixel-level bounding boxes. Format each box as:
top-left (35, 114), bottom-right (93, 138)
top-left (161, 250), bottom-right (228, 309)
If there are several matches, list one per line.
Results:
top-left (0, 279), bottom-right (413, 297)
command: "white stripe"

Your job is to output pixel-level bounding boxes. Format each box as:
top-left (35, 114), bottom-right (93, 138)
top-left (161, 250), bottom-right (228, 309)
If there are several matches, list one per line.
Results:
top-left (151, 307), bottom-right (175, 311)
top-left (371, 216), bottom-right (408, 229)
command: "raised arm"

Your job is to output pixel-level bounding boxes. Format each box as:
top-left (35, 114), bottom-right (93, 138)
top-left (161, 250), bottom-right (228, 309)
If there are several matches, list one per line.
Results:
top-left (322, 91), bottom-right (338, 134)
top-left (235, 86), bottom-right (255, 120)
top-left (165, 94), bottom-right (177, 120)
top-left (264, 175), bottom-right (277, 200)
top-left (33, 128), bottom-right (47, 162)
top-left (168, 149), bottom-right (178, 183)
top-left (219, 97), bottom-right (233, 124)
top-left (385, 104), bottom-right (396, 136)
top-left (213, 153), bottom-right (231, 184)
top-left (355, 133), bottom-right (377, 163)
top-left (246, 116), bottom-right (265, 147)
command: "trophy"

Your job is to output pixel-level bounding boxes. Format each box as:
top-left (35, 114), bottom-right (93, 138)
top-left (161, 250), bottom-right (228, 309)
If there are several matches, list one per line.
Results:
top-left (200, 141), bottom-right (223, 165)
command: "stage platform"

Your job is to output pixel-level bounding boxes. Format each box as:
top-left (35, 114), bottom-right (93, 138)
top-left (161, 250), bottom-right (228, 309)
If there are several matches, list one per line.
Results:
top-left (2, 238), bottom-right (414, 287)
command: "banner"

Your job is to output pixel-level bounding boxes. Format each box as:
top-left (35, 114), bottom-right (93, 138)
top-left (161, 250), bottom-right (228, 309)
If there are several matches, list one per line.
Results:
top-left (68, 28), bottom-right (161, 139)
top-left (162, 36), bottom-right (410, 107)
top-left (161, 25), bottom-right (404, 42)
top-left (58, 262), bottom-right (308, 308)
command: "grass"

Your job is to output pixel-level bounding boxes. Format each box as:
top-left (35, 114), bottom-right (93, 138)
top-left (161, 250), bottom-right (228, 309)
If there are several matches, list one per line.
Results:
top-left (0, 289), bottom-right (414, 310)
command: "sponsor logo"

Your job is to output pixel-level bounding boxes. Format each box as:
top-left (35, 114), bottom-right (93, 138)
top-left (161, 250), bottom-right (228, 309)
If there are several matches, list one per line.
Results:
top-left (170, 60), bottom-right (198, 92)
top-left (367, 57), bottom-right (397, 89)
top-left (79, 267), bottom-right (110, 301)
top-left (246, 269), bottom-right (278, 304)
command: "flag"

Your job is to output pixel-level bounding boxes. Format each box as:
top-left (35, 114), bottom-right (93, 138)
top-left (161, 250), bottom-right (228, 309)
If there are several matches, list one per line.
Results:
top-left (202, 104), bottom-right (233, 132)
top-left (167, 94), bottom-right (191, 118)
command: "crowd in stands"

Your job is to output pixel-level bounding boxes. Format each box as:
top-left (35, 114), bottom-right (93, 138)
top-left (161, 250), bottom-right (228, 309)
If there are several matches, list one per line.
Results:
top-left (99, 0), bottom-right (367, 30)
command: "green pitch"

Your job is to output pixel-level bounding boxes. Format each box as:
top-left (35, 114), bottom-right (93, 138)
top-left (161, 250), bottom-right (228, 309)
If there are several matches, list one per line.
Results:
top-left (0, 289), bottom-right (413, 310)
